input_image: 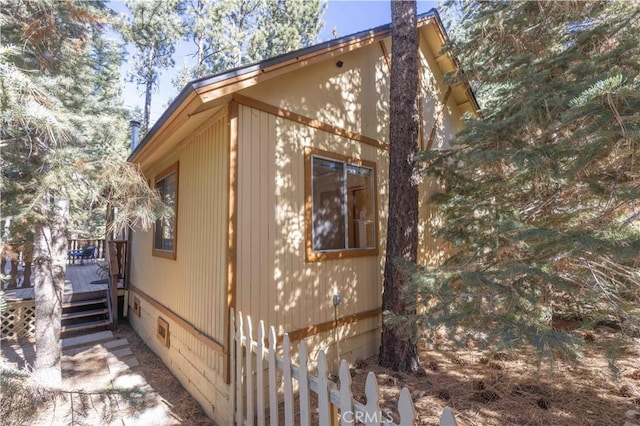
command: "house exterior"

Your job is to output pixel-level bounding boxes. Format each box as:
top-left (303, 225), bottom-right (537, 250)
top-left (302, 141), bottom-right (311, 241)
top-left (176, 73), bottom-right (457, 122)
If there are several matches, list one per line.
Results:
top-left (127, 10), bottom-right (477, 424)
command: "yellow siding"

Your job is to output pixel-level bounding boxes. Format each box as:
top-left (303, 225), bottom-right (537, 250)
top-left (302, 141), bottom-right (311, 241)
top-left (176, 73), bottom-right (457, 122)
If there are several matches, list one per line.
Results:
top-left (235, 34), bottom-right (462, 341)
top-left (127, 26), bottom-right (469, 423)
top-left (129, 110), bottom-right (229, 378)
top-left (239, 42), bottom-right (390, 143)
top-left (129, 299), bottom-right (230, 423)
top-left (236, 104), bottom-right (388, 340)
top-left (416, 35), bottom-right (459, 266)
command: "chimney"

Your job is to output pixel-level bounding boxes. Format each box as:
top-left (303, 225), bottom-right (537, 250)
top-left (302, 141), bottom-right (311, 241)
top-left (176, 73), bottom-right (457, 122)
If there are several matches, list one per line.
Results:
top-left (130, 120), bottom-right (141, 151)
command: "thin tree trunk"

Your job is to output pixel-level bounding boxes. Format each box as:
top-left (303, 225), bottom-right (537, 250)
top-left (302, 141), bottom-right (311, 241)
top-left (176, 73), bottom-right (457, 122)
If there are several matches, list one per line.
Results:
top-left (379, 0), bottom-right (420, 372)
top-left (33, 198), bottom-right (69, 386)
top-left (143, 47), bottom-right (155, 133)
top-left (144, 76), bottom-right (153, 134)
top-left (195, 0), bottom-right (205, 73)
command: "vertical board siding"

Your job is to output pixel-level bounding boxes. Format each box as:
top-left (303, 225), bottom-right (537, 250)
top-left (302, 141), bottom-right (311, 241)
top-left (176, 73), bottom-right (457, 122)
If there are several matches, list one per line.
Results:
top-left (236, 105), bottom-right (388, 339)
top-left (415, 36), bottom-right (461, 268)
top-left (130, 112), bottom-right (229, 376)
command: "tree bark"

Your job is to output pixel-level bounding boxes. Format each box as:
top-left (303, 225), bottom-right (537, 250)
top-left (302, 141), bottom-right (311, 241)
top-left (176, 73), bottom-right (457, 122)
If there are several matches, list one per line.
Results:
top-left (143, 47), bottom-right (155, 133)
top-left (379, 0), bottom-right (420, 372)
top-left (33, 198), bottom-right (69, 386)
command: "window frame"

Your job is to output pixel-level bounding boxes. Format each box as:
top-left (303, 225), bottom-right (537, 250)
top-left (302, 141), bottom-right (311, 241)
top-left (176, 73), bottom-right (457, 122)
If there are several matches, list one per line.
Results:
top-left (304, 147), bottom-right (379, 262)
top-left (152, 162), bottom-right (179, 260)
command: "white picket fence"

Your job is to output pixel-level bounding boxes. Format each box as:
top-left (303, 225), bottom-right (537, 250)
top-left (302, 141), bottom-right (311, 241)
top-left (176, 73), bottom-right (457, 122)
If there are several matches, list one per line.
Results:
top-left (230, 309), bottom-right (458, 426)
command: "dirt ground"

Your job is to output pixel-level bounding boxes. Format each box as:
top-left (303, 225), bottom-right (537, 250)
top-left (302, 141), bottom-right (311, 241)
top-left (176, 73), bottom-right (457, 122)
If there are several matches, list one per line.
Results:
top-left (349, 329), bottom-right (640, 425)
top-left (2, 321), bottom-right (215, 426)
top-left (7, 321), bottom-right (639, 425)
top-left (119, 326), bottom-right (636, 426)
top-left (111, 322), bottom-right (215, 425)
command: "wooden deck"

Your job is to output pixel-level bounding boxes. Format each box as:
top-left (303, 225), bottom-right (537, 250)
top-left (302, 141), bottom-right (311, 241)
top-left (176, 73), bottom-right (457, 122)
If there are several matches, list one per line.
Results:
top-left (3, 262), bottom-right (111, 301)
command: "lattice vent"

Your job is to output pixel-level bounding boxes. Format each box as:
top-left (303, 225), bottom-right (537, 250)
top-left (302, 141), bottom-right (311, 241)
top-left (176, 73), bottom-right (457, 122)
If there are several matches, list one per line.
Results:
top-left (1, 300), bottom-right (36, 341)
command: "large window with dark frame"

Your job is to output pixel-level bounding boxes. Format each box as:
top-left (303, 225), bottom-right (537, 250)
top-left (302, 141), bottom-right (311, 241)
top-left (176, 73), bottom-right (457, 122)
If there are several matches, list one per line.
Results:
top-left (153, 163), bottom-right (178, 259)
top-left (306, 149), bottom-right (377, 261)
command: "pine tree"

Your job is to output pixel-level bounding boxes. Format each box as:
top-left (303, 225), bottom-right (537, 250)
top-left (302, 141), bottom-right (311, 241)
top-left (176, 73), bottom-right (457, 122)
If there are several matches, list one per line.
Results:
top-left (1, 0), bottom-right (163, 384)
top-left (172, 0), bottom-right (326, 89)
top-left (409, 1), bottom-right (640, 358)
top-left (379, 0), bottom-right (420, 373)
top-left (246, 0), bottom-right (325, 63)
top-left (119, 0), bottom-right (183, 133)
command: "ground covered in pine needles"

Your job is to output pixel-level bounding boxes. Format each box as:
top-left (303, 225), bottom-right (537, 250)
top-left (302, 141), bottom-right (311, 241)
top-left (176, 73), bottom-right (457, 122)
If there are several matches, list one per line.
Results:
top-left (115, 323), bottom-right (215, 425)
top-left (1, 322), bottom-right (214, 426)
top-left (349, 328), bottom-right (640, 425)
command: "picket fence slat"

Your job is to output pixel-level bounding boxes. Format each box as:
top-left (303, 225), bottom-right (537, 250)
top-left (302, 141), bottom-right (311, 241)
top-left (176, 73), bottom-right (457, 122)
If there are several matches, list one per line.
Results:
top-left (398, 388), bottom-right (416, 426)
top-left (317, 350), bottom-right (331, 426)
top-left (229, 308), bottom-right (236, 424)
top-left (282, 335), bottom-right (294, 426)
top-left (236, 311), bottom-right (244, 426)
top-left (440, 406), bottom-right (458, 426)
top-left (256, 321), bottom-right (266, 426)
top-left (339, 360), bottom-right (353, 426)
top-left (298, 342), bottom-right (310, 426)
top-left (231, 310), bottom-right (455, 426)
top-left (364, 372), bottom-right (381, 426)
top-left (268, 326), bottom-right (278, 426)
top-left (246, 315), bottom-right (254, 426)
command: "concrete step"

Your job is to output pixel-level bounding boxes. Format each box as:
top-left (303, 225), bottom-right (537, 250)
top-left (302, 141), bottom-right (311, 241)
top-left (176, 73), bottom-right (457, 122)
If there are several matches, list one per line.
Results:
top-left (63, 338), bottom-right (128, 356)
top-left (61, 330), bottom-right (113, 349)
top-left (103, 338), bottom-right (129, 351)
top-left (110, 347), bottom-right (134, 359)
top-left (108, 356), bottom-right (140, 375)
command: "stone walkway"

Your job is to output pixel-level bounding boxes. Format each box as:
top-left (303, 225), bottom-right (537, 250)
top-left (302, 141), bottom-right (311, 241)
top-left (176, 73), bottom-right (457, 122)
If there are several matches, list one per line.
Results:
top-left (2, 331), bottom-right (180, 425)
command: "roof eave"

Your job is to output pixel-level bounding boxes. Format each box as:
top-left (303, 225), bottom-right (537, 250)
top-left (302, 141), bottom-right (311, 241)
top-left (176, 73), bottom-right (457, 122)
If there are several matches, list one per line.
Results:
top-left (128, 8), bottom-right (480, 164)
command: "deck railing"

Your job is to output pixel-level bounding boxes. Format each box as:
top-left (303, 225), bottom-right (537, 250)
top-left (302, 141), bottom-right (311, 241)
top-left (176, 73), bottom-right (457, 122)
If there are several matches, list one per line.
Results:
top-left (1, 239), bottom-right (106, 289)
top-left (107, 239), bottom-right (127, 329)
top-left (1, 242), bottom-right (33, 290)
top-left (67, 238), bottom-right (107, 264)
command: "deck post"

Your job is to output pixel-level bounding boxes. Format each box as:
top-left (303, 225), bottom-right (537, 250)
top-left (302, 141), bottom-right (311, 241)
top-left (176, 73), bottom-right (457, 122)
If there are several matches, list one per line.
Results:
top-left (107, 241), bottom-right (119, 329)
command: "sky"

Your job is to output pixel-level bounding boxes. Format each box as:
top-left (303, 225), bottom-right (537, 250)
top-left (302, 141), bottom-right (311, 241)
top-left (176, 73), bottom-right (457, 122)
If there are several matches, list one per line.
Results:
top-left (109, 0), bottom-right (440, 126)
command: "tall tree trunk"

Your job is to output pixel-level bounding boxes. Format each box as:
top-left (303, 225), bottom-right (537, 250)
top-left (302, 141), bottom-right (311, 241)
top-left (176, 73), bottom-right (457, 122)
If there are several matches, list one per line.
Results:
top-left (143, 47), bottom-right (155, 133)
top-left (33, 198), bottom-right (69, 386)
top-left (379, 0), bottom-right (420, 372)
top-left (195, 0), bottom-right (205, 74)
top-left (144, 75), bottom-right (153, 134)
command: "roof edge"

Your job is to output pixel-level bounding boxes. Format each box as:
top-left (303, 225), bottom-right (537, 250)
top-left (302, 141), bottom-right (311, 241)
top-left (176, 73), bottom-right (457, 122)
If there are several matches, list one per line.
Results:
top-left (128, 9), bottom-right (438, 162)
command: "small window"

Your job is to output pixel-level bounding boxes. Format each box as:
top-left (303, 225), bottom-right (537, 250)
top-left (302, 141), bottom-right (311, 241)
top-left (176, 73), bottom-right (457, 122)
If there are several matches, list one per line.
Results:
top-left (153, 163), bottom-right (179, 259)
top-left (305, 148), bottom-right (378, 261)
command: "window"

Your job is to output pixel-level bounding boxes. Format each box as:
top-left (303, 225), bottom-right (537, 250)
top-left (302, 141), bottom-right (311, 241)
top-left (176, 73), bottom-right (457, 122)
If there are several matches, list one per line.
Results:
top-left (153, 163), bottom-right (178, 259)
top-left (305, 148), bottom-right (378, 261)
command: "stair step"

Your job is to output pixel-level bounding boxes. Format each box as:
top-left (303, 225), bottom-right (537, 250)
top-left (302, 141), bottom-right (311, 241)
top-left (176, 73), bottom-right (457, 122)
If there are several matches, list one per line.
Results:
top-left (108, 357), bottom-right (140, 375)
top-left (61, 319), bottom-right (111, 334)
top-left (63, 338), bottom-right (128, 356)
top-left (63, 289), bottom-right (107, 300)
top-left (62, 291), bottom-right (107, 303)
top-left (103, 338), bottom-right (129, 350)
top-left (62, 330), bottom-right (114, 349)
top-left (112, 372), bottom-right (147, 389)
top-left (110, 347), bottom-right (133, 359)
top-left (61, 308), bottom-right (108, 320)
top-left (62, 298), bottom-right (107, 309)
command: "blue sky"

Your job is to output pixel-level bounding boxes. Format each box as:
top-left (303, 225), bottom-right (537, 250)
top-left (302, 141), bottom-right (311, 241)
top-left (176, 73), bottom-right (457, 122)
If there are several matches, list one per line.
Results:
top-left (110, 0), bottom-right (439, 125)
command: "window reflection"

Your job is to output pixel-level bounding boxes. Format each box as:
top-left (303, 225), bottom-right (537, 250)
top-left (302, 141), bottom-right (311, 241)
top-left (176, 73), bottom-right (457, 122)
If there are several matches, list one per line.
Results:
top-left (311, 155), bottom-right (375, 252)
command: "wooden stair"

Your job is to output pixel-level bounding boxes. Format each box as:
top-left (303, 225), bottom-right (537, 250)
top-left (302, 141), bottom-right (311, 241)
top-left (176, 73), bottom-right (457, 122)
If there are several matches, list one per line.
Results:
top-left (61, 290), bottom-right (111, 338)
